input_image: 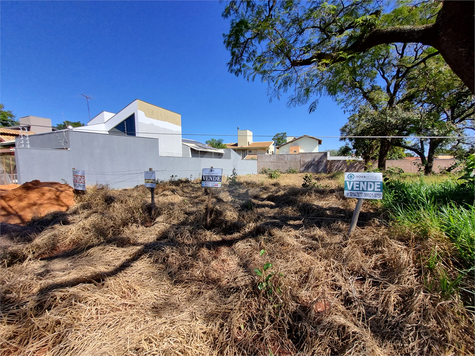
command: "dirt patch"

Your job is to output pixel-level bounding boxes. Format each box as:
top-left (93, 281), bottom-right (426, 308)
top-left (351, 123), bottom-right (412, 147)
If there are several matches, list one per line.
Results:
top-left (0, 180), bottom-right (75, 225)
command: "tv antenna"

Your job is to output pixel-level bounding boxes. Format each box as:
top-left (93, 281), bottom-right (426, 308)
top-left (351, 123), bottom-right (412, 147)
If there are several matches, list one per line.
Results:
top-left (81, 94), bottom-right (92, 121)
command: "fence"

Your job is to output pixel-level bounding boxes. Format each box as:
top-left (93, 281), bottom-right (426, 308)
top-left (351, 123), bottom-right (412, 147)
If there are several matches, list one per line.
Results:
top-left (0, 152), bottom-right (17, 184)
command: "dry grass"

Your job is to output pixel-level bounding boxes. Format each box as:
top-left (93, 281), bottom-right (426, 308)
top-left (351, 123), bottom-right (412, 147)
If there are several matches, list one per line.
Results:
top-left (1, 174), bottom-right (473, 356)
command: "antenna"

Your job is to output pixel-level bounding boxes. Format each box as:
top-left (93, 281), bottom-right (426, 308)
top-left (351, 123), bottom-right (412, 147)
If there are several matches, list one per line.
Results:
top-left (81, 94), bottom-right (92, 121)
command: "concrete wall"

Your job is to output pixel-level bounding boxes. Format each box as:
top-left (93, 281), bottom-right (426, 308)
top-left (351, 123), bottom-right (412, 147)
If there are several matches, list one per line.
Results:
top-left (16, 131), bottom-right (256, 189)
top-left (258, 152), bottom-right (366, 173)
top-left (258, 152), bottom-right (327, 173)
top-left (386, 158), bottom-right (456, 173)
top-left (19, 116), bottom-right (52, 134)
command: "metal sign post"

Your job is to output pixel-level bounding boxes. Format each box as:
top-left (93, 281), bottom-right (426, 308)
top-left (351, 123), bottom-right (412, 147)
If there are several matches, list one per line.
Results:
top-left (144, 168), bottom-right (156, 208)
top-left (201, 167), bottom-right (223, 226)
top-left (344, 172), bottom-right (383, 236)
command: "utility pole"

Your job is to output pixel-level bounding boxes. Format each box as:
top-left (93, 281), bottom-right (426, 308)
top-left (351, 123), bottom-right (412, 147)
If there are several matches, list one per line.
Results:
top-left (81, 94), bottom-right (92, 121)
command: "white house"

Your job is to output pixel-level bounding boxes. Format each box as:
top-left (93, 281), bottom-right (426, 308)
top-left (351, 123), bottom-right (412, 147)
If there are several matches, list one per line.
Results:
top-left (277, 135), bottom-right (322, 154)
top-left (74, 99), bottom-right (182, 157)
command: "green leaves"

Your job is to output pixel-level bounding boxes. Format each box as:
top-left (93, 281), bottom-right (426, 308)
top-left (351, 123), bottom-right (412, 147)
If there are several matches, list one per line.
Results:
top-left (254, 249), bottom-right (282, 300)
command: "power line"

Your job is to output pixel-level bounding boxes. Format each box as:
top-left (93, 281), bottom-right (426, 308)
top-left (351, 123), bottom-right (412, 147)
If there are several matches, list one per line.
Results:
top-left (8, 123), bottom-right (475, 140)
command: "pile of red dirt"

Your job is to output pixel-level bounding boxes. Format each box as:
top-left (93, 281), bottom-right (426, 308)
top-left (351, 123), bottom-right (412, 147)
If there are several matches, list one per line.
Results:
top-left (0, 180), bottom-right (75, 225)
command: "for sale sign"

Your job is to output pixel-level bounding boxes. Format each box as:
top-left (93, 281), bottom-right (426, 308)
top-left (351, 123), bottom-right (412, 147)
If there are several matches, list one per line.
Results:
top-left (73, 169), bottom-right (86, 191)
top-left (144, 171), bottom-right (156, 188)
top-left (344, 172), bottom-right (383, 199)
top-left (201, 167), bottom-right (223, 188)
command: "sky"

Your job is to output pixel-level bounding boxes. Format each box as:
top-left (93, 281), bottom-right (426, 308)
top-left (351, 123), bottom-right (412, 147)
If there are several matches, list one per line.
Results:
top-left (1, 0), bottom-right (350, 151)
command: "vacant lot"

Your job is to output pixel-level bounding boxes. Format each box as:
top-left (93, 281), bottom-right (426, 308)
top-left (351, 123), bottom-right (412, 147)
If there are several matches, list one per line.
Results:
top-left (1, 173), bottom-right (473, 355)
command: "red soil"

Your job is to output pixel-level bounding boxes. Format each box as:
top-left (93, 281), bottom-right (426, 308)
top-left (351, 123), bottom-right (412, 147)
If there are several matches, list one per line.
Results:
top-left (0, 180), bottom-right (75, 225)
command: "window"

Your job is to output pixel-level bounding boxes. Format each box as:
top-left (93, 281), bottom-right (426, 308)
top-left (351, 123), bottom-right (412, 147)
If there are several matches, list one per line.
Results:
top-left (110, 114), bottom-right (136, 136)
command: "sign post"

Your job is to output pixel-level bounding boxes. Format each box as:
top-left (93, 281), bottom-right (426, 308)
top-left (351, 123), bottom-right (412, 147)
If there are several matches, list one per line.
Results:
top-left (72, 168), bottom-right (86, 191)
top-left (344, 172), bottom-right (383, 236)
top-left (201, 167), bottom-right (223, 226)
top-left (144, 168), bottom-right (156, 207)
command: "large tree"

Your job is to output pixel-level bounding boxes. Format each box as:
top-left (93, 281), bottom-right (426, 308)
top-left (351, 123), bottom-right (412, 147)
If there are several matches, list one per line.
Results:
top-left (0, 104), bottom-right (18, 127)
top-left (206, 138), bottom-right (228, 149)
top-left (55, 120), bottom-right (84, 130)
top-left (223, 0), bottom-right (474, 96)
top-left (272, 132), bottom-right (287, 146)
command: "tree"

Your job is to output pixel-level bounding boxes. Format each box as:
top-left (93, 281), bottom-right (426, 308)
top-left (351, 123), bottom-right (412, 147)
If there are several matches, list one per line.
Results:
top-left (206, 138), bottom-right (228, 149)
top-left (0, 104), bottom-right (18, 127)
top-left (337, 145), bottom-right (353, 156)
top-left (55, 121), bottom-right (84, 130)
top-left (272, 132), bottom-right (287, 146)
top-left (223, 0), bottom-right (474, 95)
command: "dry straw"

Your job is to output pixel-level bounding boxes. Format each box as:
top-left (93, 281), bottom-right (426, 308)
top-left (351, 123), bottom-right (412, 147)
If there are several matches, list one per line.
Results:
top-left (1, 174), bottom-right (473, 355)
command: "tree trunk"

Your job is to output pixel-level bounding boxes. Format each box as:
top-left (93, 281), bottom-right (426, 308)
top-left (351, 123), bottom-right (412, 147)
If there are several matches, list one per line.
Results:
top-left (434, 1), bottom-right (474, 94)
top-left (424, 138), bottom-right (444, 175)
top-left (378, 139), bottom-right (391, 171)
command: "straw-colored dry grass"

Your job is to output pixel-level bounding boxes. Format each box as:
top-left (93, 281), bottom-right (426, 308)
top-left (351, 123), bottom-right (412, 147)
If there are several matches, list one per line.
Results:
top-left (1, 174), bottom-right (473, 355)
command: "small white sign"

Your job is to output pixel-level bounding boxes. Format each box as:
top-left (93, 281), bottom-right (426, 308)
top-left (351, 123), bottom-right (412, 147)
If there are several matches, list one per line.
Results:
top-left (73, 169), bottom-right (86, 191)
top-left (344, 172), bottom-right (383, 199)
top-left (144, 171), bottom-right (156, 188)
top-left (201, 168), bottom-right (223, 188)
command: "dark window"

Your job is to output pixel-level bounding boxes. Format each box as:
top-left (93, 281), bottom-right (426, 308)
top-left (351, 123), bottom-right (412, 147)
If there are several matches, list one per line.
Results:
top-left (110, 114), bottom-right (136, 136)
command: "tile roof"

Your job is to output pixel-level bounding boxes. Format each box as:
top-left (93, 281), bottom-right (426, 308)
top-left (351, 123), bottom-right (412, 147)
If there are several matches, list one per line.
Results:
top-left (226, 141), bottom-right (273, 149)
top-left (0, 128), bottom-right (35, 143)
top-left (0, 127), bottom-right (35, 135)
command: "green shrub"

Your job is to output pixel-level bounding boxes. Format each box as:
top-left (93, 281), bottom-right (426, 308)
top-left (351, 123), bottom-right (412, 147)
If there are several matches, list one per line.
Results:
top-left (302, 174), bottom-right (314, 188)
top-left (287, 168), bottom-right (298, 174)
top-left (267, 169), bottom-right (281, 179)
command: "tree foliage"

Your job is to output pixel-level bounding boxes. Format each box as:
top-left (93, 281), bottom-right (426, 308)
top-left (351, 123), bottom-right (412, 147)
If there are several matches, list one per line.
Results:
top-left (223, 0), bottom-right (473, 97)
top-left (55, 121), bottom-right (84, 130)
top-left (272, 132), bottom-right (287, 146)
top-left (0, 104), bottom-right (18, 127)
top-left (206, 138), bottom-right (228, 149)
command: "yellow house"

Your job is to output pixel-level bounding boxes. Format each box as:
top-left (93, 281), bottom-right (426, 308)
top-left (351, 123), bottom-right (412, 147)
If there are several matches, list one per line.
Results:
top-left (226, 129), bottom-right (274, 159)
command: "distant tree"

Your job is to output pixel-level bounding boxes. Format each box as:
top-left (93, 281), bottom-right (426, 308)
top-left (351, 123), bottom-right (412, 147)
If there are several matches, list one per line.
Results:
top-left (0, 104), bottom-right (18, 127)
top-left (387, 146), bottom-right (407, 160)
top-left (272, 132), bottom-right (287, 146)
top-left (55, 121), bottom-right (84, 130)
top-left (206, 138), bottom-right (228, 149)
top-left (337, 145), bottom-right (353, 156)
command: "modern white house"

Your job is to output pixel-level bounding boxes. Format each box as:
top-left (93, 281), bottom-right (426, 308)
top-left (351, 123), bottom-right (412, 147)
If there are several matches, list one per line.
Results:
top-left (74, 99), bottom-right (182, 157)
top-left (277, 135), bottom-right (322, 154)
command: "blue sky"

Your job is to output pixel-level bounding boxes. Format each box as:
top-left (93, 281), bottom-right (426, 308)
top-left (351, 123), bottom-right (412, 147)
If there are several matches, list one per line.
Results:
top-left (1, 0), bottom-right (349, 150)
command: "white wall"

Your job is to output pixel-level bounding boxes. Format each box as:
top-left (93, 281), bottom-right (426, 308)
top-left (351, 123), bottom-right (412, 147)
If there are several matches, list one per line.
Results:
top-left (73, 100), bottom-right (183, 157)
top-left (279, 137), bottom-right (319, 154)
top-left (136, 110), bottom-right (182, 157)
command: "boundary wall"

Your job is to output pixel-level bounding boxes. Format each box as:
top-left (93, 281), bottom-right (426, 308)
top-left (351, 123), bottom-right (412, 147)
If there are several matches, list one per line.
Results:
top-left (257, 152), bottom-right (364, 173)
top-left (16, 131), bottom-right (256, 189)
top-left (258, 153), bottom-right (455, 174)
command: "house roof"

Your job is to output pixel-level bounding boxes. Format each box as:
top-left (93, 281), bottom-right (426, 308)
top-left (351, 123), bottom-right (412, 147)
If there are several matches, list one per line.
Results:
top-left (226, 141), bottom-right (274, 149)
top-left (277, 135), bottom-right (322, 148)
top-left (0, 128), bottom-right (35, 143)
top-left (182, 139), bottom-right (225, 154)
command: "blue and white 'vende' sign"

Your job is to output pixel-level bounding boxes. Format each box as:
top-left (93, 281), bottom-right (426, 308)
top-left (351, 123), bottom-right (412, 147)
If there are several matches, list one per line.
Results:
top-left (144, 171), bottom-right (156, 188)
top-left (201, 168), bottom-right (223, 188)
top-left (344, 172), bottom-right (383, 199)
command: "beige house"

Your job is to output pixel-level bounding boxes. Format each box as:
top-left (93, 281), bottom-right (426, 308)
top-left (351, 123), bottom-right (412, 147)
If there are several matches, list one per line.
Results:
top-left (277, 135), bottom-right (322, 154)
top-left (226, 129), bottom-right (274, 159)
